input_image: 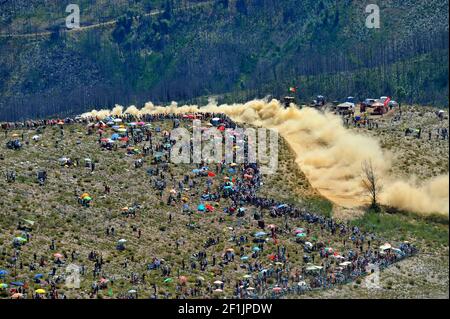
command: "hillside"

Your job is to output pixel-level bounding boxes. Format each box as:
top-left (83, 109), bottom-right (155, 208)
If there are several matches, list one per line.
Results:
top-left (0, 0), bottom-right (449, 121)
top-left (0, 113), bottom-right (447, 299)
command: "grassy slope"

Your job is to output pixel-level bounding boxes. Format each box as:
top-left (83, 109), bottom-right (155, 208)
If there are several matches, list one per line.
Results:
top-left (0, 115), bottom-right (447, 299)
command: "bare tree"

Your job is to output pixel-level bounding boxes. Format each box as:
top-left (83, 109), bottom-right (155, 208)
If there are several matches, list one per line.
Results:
top-left (361, 160), bottom-right (382, 211)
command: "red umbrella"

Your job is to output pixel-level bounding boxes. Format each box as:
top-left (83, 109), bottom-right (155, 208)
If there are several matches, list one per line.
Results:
top-left (272, 287), bottom-right (282, 293)
top-left (119, 137), bottom-right (129, 142)
top-left (218, 126), bottom-right (226, 132)
top-left (205, 205), bottom-right (214, 212)
top-left (208, 172), bottom-right (216, 177)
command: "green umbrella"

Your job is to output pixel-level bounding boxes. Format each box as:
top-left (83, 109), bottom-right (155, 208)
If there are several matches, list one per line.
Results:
top-left (164, 278), bottom-right (173, 283)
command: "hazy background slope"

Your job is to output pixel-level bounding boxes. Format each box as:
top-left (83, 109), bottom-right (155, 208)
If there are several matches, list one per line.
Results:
top-left (0, 0), bottom-right (448, 120)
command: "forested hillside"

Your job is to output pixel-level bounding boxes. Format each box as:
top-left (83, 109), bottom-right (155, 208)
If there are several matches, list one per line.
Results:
top-left (0, 0), bottom-right (448, 120)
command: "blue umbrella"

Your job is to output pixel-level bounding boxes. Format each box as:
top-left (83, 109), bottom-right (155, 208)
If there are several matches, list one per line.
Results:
top-left (277, 204), bottom-right (288, 209)
top-left (111, 133), bottom-right (120, 140)
top-left (197, 204), bottom-right (206, 212)
top-left (252, 246), bottom-right (261, 252)
top-left (34, 274), bottom-right (44, 279)
top-left (0, 270), bottom-right (8, 276)
top-left (254, 232), bottom-right (267, 238)
top-left (240, 256), bottom-right (249, 261)
top-left (10, 281), bottom-right (24, 286)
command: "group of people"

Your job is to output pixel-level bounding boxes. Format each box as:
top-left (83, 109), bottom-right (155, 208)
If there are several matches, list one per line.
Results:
top-left (0, 111), bottom-right (417, 299)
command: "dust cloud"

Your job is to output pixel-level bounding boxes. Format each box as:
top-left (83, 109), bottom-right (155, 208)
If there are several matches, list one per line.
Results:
top-left (82, 99), bottom-right (449, 216)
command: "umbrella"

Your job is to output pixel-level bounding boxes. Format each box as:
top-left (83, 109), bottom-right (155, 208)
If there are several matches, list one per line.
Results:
top-left (0, 283), bottom-right (8, 288)
top-left (213, 289), bottom-right (223, 294)
top-left (197, 204), bottom-right (206, 212)
top-left (252, 246), bottom-right (261, 252)
top-left (10, 281), bottom-right (24, 287)
top-left (113, 119), bottom-right (122, 123)
top-left (214, 280), bottom-right (223, 285)
top-left (272, 287), bottom-right (282, 293)
top-left (35, 289), bottom-right (46, 294)
top-left (54, 253), bottom-right (64, 259)
top-left (208, 172), bottom-right (216, 177)
top-left (164, 278), bottom-right (173, 283)
top-left (196, 276), bottom-right (205, 281)
top-left (22, 219), bottom-right (35, 226)
top-left (118, 239), bottom-right (127, 244)
top-left (128, 289), bottom-right (137, 294)
top-left (254, 232), bottom-right (267, 238)
top-left (296, 233), bottom-right (306, 238)
top-left (0, 270), bottom-right (8, 276)
top-left (34, 274), bottom-right (44, 279)
top-left (243, 275), bottom-right (252, 279)
top-left (294, 228), bottom-right (305, 234)
top-left (240, 256), bottom-right (249, 261)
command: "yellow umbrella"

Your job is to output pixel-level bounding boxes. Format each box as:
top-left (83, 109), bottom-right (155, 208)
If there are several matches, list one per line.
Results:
top-left (35, 289), bottom-right (46, 294)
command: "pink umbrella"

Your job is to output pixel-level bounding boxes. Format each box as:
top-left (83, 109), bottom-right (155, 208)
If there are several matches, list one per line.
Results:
top-left (53, 253), bottom-right (64, 259)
